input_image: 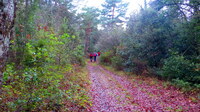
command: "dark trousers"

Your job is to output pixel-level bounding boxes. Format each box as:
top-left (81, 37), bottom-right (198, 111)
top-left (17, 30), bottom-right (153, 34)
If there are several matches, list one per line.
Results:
top-left (94, 56), bottom-right (97, 62)
top-left (90, 56), bottom-right (93, 62)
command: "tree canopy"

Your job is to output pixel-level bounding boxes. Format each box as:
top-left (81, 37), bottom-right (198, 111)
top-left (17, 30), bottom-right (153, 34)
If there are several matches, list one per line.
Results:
top-left (101, 0), bottom-right (128, 27)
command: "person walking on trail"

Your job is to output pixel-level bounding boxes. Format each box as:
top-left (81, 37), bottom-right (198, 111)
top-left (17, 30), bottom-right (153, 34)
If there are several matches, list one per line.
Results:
top-left (89, 53), bottom-right (93, 62)
top-left (97, 51), bottom-right (101, 56)
top-left (93, 52), bottom-right (98, 62)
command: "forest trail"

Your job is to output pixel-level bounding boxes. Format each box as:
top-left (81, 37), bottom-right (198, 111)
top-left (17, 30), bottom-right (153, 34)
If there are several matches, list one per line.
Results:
top-left (87, 63), bottom-right (199, 112)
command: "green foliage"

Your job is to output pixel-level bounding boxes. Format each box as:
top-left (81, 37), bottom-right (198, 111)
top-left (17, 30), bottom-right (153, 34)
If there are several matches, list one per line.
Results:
top-left (101, 0), bottom-right (128, 27)
top-left (95, 0), bottom-right (200, 91)
top-left (174, 19), bottom-right (200, 57)
top-left (1, 29), bottom-right (85, 111)
top-left (100, 51), bottom-right (113, 65)
top-left (111, 55), bottom-right (123, 70)
top-left (64, 67), bottom-right (92, 110)
top-left (70, 45), bottom-right (86, 66)
top-left (100, 51), bottom-right (124, 70)
top-left (95, 26), bottom-right (123, 52)
top-left (2, 0), bottom-right (89, 111)
top-left (65, 83), bottom-right (91, 108)
top-left (172, 79), bottom-right (192, 91)
top-left (2, 0), bottom-right (199, 111)
top-left (2, 64), bottom-right (65, 111)
top-left (161, 54), bottom-right (199, 86)
top-left (79, 7), bottom-right (100, 53)
top-left (81, 7), bottom-right (100, 27)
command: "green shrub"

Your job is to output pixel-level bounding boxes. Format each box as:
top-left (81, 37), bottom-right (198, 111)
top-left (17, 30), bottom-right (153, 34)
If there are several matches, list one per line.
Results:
top-left (100, 51), bottom-right (113, 65)
top-left (132, 59), bottom-right (148, 75)
top-left (111, 56), bottom-right (124, 70)
top-left (172, 79), bottom-right (192, 91)
top-left (2, 63), bottom-right (66, 111)
top-left (70, 45), bottom-right (86, 66)
top-left (1, 31), bottom-right (84, 111)
top-left (161, 54), bottom-right (199, 85)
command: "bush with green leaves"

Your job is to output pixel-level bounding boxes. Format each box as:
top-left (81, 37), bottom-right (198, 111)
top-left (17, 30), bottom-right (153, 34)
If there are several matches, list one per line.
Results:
top-left (1, 30), bottom-right (85, 111)
top-left (99, 51), bottom-right (113, 65)
top-left (70, 45), bottom-right (86, 66)
top-left (172, 79), bottom-right (192, 91)
top-left (111, 55), bottom-right (124, 70)
top-left (161, 54), bottom-right (199, 86)
top-left (2, 64), bottom-right (66, 111)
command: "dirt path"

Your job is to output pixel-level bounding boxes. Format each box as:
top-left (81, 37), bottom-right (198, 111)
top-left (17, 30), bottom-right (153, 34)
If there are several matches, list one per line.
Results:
top-left (87, 63), bottom-right (199, 112)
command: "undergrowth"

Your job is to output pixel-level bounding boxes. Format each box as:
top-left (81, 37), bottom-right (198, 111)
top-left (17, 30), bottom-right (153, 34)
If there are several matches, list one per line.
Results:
top-left (61, 65), bottom-right (92, 111)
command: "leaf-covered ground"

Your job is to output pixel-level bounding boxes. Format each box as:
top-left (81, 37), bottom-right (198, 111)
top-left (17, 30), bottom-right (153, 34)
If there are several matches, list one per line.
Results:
top-left (88, 63), bottom-right (200, 112)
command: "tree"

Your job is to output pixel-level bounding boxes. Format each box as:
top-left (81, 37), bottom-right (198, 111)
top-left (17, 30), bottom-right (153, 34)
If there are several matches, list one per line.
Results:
top-left (80, 7), bottom-right (100, 53)
top-left (95, 26), bottom-right (124, 52)
top-left (0, 0), bottom-right (16, 89)
top-left (101, 0), bottom-right (128, 27)
top-left (150, 0), bottom-right (200, 21)
top-left (149, 0), bottom-right (200, 57)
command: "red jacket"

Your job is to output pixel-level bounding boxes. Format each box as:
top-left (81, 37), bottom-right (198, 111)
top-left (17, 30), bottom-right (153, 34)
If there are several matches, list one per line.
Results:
top-left (97, 52), bottom-right (101, 56)
top-left (93, 53), bottom-right (98, 56)
top-left (90, 53), bottom-right (93, 57)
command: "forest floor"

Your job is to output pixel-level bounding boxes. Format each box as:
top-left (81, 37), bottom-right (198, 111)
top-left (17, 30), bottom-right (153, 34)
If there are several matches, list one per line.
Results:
top-left (87, 62), bottom-right (199, 112)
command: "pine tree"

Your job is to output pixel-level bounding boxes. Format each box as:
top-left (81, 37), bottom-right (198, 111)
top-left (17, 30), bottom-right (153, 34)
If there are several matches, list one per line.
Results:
top-left (101, 0), bottom-right (128, 27)
top-left (80, 7), bottom-right (100, 53)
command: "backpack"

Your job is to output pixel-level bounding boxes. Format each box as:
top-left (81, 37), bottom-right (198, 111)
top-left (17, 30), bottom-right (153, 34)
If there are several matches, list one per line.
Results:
top-left (97, 52), bottom-right (100, 56)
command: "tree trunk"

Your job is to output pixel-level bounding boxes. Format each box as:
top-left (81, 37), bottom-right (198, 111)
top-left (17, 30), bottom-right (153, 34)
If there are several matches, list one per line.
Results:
top-left (144, 0), bottom-right (147, 10)
top-left (0, 0), bottom-right (16, 90)
top-left (112, 6), bottom-right (115, 20)
top-left (111, 6), bottom-right (115, 27)
top-left (84, 23), bottom-right (91, 54)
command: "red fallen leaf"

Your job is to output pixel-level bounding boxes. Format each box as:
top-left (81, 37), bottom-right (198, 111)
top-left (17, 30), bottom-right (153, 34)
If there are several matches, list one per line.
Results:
top-left (88, 64), bottom-right (200, 112)
top-left (170, 95), bottom-right (175, 98)
top-left (80, 84), bottom-right (84, 87)
top-left (145, 107), bottom-right (153, 112)
top-left (26, 34), bottom-right (31, 39)
top-left (43, 26), bottom-right (48, 31)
